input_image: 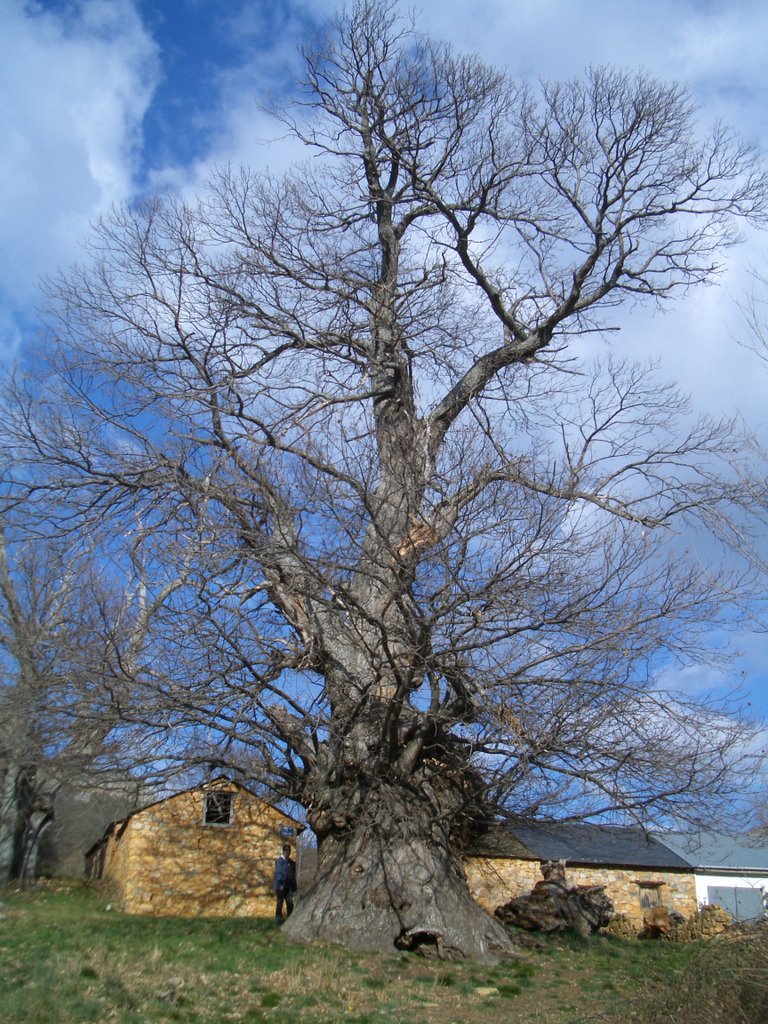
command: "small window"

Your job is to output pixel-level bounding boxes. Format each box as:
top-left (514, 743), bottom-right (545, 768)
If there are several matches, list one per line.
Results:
top-left (204, 792), bottom-right (234, 826)
top-left (638, 882), bottom-right (663, 909)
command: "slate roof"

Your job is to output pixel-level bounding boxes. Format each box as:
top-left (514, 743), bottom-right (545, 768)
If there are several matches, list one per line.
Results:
top-left (655, 832), bottom-right (768, 872)
top-left (467, 827), bottom-right (537, 859)
top-left (471, 821), bottom-right (690, 870)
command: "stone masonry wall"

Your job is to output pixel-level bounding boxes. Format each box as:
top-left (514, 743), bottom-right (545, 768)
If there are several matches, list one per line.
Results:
top-left (465, 856), bottom-right (698, 924)
top-left (465, 856), bottom-right (541, 915)
top-left (101, 784), bottom-right (299, 917)
top-left (566, 864), bottom-right (697, 921)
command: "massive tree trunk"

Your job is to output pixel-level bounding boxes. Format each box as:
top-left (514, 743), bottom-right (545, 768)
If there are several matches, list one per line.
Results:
top-left (277, 695), bottom-right (516, 960)
top-left (283, 777), bottom-right (514, 961)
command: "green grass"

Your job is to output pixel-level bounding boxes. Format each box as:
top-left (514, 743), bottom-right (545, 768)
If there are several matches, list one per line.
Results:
top-left (0, 882), bottom-right (701, 1024)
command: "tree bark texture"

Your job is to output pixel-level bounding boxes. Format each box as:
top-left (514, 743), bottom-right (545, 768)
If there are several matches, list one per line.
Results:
top-left (0, 762), bottom-right (20, 884)
top-left (284, 779), bottom-right (513, 960)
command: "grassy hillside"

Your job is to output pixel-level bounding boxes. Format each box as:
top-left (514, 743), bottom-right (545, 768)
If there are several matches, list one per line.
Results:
top-left (0, 882), bottom-right (700, 1024)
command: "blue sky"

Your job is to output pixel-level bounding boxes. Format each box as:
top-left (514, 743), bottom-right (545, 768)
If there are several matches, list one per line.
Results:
top-left (2, 0), bottom-right (768, 725)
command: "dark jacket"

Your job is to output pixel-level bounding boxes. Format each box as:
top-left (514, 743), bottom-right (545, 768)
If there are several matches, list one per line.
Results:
top-left (274, 855), bottom-right (297, 893)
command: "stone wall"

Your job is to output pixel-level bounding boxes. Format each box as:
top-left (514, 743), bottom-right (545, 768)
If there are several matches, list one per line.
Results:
top-left (97, 783), bottom-right (299, 917)
top-left (465, 856), bottom-right (697, 924)
top-left (465, 855), bottom-right (541, 915)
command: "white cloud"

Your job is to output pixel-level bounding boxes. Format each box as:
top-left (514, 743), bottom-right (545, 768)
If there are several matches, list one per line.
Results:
top-left (0, 0), bottom-right (159, 356)
top-left (656, 662), bottom-right (734, 696)
top-left (655, 626), bottom-right (768, 719)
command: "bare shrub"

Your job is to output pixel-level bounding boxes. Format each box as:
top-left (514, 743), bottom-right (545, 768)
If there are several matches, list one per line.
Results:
top-left (635, 921), bottom-right (768, 1024)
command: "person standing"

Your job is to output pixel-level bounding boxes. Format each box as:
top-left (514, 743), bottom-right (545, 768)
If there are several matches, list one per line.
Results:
top-left (274, 843), bottom-right (297, 923)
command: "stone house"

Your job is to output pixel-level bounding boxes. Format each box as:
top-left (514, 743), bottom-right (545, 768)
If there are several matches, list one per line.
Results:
top-left (85, 778), bottom-right (303, 917)
top-left (465, 821), bottom-right (698, 925)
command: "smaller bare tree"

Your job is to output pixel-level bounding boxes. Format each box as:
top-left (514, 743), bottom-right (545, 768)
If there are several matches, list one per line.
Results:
top-left (0, 517), bottom-right (172, 886)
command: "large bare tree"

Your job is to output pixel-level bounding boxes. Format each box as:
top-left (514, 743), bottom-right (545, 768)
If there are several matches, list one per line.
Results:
top-left (6, 1), bottom-right (768, 957)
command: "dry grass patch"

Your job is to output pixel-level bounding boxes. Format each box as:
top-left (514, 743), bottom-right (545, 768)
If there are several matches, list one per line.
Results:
top-left (623, 920), bottom-right (768, 1024)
